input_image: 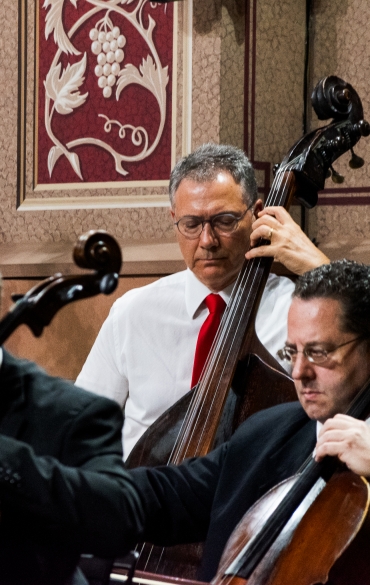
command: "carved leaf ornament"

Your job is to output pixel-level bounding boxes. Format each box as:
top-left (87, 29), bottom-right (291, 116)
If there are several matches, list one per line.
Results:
top-left (45, 55), bottom-right (88, 114)
top-left (41, 0), bottom-right (171, 181)
top-left (43, 0), bottom-right (81, 56)
top-left (116, 55), bottom-right (168, 111)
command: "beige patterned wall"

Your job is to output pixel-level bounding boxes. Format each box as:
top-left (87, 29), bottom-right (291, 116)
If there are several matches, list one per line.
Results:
top-left (219, 0), bottom-right (245, 149)
top-left (1, 0), bottom-right (370, 248)
top-left (253, 1), bottom-right (306, 164)
top-left (0, 0), bottom-right (19, 243)
top-left (307, 0), bottom-right (370, 247)
top-left (192, 0), bottom-right (222, 147)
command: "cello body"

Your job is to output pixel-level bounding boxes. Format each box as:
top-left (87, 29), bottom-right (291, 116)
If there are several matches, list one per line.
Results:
top-left (215, 471), bottom-right (370, 585)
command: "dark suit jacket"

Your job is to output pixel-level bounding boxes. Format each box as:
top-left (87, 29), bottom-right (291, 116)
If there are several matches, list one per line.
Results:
top-left (129, 401), bottom-right (317, 580)
top-left (0, 350), bottom-right (143, 585)
top-left (0, 350), bottom-right (319, 583)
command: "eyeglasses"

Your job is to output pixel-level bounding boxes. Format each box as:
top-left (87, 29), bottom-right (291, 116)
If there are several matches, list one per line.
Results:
top-left (174, 204), bottom-right (253, 240)
top-left (277, 336), bottom-right (364, 365)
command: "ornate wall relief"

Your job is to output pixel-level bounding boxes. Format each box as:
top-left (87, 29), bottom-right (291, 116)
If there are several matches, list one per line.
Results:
top-left (3, 0), bottom-right (369, 247)
top-left (18, 0), bottom-right (192, 210)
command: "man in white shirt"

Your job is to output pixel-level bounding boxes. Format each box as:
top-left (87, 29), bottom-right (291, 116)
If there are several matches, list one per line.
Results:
top-left (77, 143), bottom-right (329, 458)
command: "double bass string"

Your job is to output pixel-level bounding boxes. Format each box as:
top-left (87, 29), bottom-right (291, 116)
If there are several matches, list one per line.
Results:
top-left (189, 164), bottom-right (298, 452)
top-left (186, 164), bottom-right (294, 449)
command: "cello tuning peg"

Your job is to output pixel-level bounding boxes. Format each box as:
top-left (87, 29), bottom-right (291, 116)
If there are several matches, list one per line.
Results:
top-left (330, 166), bottom-right (345, 184)
top-left (349, 148), bottom-right (364, 169)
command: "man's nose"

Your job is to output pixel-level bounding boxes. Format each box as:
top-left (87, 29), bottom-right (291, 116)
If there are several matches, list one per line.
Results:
top-left (291, 352), bottom-right (315, 380)
top-left (199, 222), bottom-right (219, 247)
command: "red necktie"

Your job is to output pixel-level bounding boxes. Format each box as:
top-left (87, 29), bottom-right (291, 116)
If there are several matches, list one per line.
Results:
top-left (191, 293), bottom-right (226, 387)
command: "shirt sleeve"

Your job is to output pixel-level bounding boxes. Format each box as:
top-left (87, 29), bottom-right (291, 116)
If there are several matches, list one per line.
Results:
top-left (255, 274), bottom-right (294, 372)
top-left (76, 300), bottom-right (129, 408)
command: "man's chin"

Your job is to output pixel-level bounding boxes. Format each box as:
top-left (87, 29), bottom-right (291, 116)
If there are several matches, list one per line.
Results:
top-left (193, 265), bottom-right (234, 291)
top-left (300, 398), bottom-right (330, 422)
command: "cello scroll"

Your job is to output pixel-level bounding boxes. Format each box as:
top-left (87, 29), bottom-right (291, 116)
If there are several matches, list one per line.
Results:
top-left (0, 230), bottom-right (122, 345)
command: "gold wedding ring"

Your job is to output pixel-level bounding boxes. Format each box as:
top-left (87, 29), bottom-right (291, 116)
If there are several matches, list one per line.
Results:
top-left (268, 228), bottom-right (273, 240)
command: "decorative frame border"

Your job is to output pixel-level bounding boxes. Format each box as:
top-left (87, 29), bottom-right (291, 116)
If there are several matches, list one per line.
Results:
top-left (17, 0), bottom-right (193, 211)
top-left (243, 0), bottom-right (271, 201)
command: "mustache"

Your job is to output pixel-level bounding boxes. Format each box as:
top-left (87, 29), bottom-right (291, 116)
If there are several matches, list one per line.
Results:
top-left (195, 254), bottom-right (227, 260)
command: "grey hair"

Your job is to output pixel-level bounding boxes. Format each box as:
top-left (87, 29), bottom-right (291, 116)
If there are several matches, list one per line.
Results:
top-left (293, 260), bottom-right (370, 338)
top-left (169, 143), bottom-right (258, 208)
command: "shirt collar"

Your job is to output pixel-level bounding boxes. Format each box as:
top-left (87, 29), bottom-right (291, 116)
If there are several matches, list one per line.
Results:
top-left (185, 268), bottom-right (234, 319)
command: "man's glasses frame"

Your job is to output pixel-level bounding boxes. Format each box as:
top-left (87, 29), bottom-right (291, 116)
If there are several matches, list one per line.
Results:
top-left (174, 203), bottom-right (253, 240)
top-left (277, 336), bottom-right (365, 365)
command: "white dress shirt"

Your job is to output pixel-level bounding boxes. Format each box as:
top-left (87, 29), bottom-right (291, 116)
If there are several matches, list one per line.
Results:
top-left (76, 269), bottom-right (294, 458)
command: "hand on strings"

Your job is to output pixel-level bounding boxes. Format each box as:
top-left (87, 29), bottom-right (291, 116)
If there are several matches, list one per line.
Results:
top-left (245, 207), bottom-right (330, 275)
top-left (315, 414), bottom-right (370, 477)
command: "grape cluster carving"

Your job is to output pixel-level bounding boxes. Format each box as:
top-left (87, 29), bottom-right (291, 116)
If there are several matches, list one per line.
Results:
top-left (90, 19), bottom-right (126, 99)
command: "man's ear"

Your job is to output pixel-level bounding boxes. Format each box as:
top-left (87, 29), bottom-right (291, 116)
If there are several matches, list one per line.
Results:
top-left (252, 199), bottom-right (264, 219)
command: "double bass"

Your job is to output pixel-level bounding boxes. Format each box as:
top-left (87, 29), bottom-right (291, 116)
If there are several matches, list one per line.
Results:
top-left (122, 75), bottom-right (370, 577)
top-left (128, 75), bottom-right (369, 468)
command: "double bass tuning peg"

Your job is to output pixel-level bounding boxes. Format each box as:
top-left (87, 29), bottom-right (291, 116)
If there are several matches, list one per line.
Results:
top-left (330, 166), bottom-right (345, 184)
top-left (328, 148), bottom-right (364, 184)
top-left (349, 148), bottom-right (365, 169)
